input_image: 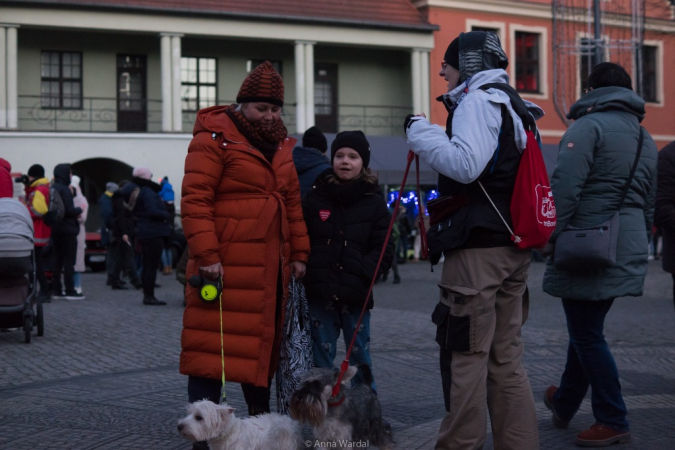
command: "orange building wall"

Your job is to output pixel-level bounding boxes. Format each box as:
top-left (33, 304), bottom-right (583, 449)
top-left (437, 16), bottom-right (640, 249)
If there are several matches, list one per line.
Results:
top-left (424, 3), bottom-right (675, 149)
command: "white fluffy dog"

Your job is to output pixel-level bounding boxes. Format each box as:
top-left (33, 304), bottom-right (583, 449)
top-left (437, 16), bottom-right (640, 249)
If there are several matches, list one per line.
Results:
top-left (177, 400), bottom-right (302, 450)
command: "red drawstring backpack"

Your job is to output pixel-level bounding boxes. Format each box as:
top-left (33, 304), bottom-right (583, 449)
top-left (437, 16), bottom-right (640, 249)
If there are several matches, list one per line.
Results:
top-left (508, 129), bottom-right (556, 248)
top-left (478, 83), bottom-right (556, 249)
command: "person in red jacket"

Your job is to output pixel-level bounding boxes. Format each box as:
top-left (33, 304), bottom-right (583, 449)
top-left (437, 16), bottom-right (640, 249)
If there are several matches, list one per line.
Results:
top-left (181, 62), bottom-right (310, 442)
top-left (23, 164), bottom-right (52, 302)
top-left (0, 158), bottom-right (12, 198)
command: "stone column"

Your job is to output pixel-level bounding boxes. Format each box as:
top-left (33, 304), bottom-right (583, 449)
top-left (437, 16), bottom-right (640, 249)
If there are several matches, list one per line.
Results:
top-left (171, 35), bottom-right (183, 132)
top-left (411, 49), bottom-right (422, 114)
top-left (0, 26), bottom-right (7, 129)
top-left (6, 26), bottom-right (17, 129)
top-left (294, 41), bottom-right (306, 134)
top-left (304, 42), bottom-right (315, 128)
top-left (160, 33), bottom-right (172, 132)
top-left (294, 41), bottom-right (316, 133)
top-left (420, 49), bottom-right (430, 118)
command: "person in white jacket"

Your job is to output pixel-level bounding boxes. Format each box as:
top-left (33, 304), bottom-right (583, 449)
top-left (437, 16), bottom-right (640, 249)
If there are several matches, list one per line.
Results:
top-left (404, 31), bottom-right (542, 450)
top-left (70, 175), bottom-right (88, 299)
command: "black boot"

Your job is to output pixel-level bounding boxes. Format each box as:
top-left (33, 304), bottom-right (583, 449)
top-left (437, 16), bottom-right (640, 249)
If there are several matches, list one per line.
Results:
top-left (111, 280), bottom-right (128, 290)
top-left (247, 404), bottom-right (270, 416)
top-left (143, 295), bottom-right (166, 305)
top-left (106, 275), bottom-right (114, 286)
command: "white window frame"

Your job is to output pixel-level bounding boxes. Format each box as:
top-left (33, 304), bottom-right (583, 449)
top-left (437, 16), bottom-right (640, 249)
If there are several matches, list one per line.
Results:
top-left (465, 19), bottom-right (506, 39)
top-left (640, 40), bottom-right (663, 107)
top-left (575, 31), bottom-right (610, 99)
top-left (509, 24), bottom-right (548, 100)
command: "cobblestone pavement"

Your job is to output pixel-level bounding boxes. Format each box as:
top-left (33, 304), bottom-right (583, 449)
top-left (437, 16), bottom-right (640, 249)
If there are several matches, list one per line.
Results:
top-left (0, 259), bottom-right (673, 449)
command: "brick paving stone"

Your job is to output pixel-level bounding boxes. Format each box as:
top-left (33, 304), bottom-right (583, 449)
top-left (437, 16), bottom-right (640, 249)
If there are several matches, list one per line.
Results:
top-left (0, 260), bottom-right (673, 449)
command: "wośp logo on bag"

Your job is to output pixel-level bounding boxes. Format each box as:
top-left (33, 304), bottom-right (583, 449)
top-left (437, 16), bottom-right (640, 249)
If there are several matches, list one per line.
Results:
top-left (536, 184), bottom-right (556, 228)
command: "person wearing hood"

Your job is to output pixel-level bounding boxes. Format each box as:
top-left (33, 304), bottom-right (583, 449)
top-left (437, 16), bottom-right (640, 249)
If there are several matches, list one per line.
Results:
top-left (51, 163), bottom-right (83, 300)
top-left (655, 140), bottom-right (675, 309)
top-left (70, 175), bottom-right (88, 298)
top-left (22, 164), bottom-right (52, 301)
top-left (0, 158), bottom-right (12, 198)
top-left (181, 61), bottom-right (310, 428)
top-left (292, 125), bottom-right (331, 198)
top-left (404, 31), bottom-right (542, 449)
top-left (542, 63), bottom-right (657, 447)
top-left (158, 176), bottom-right (176, 275)
top-left (120, 167), bottom-right (171, 305)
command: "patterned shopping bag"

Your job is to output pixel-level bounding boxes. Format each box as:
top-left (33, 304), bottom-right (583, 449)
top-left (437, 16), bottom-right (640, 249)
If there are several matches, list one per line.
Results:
top-left (276, 277), bottom-right (313, 415)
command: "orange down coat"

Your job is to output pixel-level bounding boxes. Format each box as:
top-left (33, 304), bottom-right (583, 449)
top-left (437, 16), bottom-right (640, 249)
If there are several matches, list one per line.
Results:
top-left (180, 106), bottom-right (310, 387)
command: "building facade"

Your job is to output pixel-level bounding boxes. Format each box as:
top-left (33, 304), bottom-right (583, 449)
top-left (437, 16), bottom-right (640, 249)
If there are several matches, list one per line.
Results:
top-left (415, 0), bottom-right (675, 148)
top-left (2, 0), bottom-right (674, 226)
top-left (0, 0), bottom-right (436, 223)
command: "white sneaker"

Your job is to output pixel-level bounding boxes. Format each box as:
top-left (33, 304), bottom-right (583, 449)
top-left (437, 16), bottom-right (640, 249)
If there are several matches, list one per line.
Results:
top-left (64, 291), bottom-right (85, 300)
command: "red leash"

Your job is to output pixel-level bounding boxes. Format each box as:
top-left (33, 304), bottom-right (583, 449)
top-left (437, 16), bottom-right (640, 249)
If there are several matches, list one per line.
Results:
top-left (415, 155), bottom-right (429, 260)
top-left (331, 151), bottom-right (426, 398)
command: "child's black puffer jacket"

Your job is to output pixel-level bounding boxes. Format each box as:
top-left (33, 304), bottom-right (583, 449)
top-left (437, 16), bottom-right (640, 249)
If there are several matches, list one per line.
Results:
top-left (302, 169), bottom-right (394, 310)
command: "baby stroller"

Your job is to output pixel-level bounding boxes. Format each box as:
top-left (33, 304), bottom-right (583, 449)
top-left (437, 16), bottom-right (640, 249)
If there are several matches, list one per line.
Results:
top-left (0, 198), bottom-right (44, 343)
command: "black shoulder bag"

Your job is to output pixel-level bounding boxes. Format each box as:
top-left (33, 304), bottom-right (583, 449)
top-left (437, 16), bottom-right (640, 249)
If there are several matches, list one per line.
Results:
top-left (554, 128), bottom-right (644, 271)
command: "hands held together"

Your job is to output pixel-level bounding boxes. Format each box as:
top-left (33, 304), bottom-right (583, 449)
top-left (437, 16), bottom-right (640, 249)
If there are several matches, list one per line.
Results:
top-left (199, 261), bottom-right (307, 282)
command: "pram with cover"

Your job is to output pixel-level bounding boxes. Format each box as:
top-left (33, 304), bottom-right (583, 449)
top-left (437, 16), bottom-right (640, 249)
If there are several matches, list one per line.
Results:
top-left (0, 198), bottom-right (43, 343)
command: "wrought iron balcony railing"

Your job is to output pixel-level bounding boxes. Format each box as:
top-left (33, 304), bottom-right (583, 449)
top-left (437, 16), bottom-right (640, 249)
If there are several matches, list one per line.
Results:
top-left (15, 95), bottom-right (411, 136)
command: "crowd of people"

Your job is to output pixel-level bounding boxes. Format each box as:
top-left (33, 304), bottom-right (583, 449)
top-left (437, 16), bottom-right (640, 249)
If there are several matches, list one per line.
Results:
top-left (1, 161), bottom-right (177, 306)
top-left (2, 29), bottom-right (674, 450)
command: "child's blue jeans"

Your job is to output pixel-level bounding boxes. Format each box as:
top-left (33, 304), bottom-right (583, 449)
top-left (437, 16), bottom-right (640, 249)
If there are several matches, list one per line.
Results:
top-left (307, 298), bottom-right (376, 390)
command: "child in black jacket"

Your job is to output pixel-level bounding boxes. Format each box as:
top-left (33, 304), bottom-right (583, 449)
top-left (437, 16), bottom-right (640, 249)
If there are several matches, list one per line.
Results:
top-left (302, 130), bottom-right (394, 388)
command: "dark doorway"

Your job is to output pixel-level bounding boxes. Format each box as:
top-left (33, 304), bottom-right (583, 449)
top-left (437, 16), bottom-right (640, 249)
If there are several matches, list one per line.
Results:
top-left (314, 63), bottom-right (338, 133)
top-left (117, 55), bottom-right (147, 132)
top-left (71, 158), bottom-right (133, 232)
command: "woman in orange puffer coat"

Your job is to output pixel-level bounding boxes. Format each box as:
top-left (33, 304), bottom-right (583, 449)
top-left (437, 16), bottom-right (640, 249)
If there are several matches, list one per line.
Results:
top-left (180, 62), bottom-right (310, 420)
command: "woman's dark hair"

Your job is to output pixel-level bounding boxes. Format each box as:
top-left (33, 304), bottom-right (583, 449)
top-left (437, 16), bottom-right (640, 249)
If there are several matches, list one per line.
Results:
top-left (326, 168), bottom-right (379, 185)
top-left (588, 62), bottom-right (632, 90)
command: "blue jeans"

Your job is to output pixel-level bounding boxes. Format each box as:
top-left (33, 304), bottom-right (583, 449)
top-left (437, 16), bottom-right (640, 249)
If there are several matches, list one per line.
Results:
top-left (161, 248), bottom-right (172, 268)
top-left (552, 298), bottom-right (629, 432)
top-left (308, 299), bottom-right (375, 390)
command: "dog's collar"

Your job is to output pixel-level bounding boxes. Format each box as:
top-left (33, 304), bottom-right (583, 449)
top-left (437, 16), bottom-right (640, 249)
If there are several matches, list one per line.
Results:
top-left (327, 388), bottom-right (346, 408)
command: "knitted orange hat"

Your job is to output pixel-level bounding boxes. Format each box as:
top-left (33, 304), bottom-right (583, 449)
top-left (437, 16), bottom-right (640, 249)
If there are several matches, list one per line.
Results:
top-left (236, 61), bottom-right (284, 107)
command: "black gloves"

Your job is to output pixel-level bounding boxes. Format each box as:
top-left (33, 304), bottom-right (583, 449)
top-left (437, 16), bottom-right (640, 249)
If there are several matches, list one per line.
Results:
top-left (403, 114), bottom-right (423, 133)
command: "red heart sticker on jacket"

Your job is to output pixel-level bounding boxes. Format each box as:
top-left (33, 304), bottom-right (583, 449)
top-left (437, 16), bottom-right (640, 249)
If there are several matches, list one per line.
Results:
top-left (319, 210), bottom-right (331, 221)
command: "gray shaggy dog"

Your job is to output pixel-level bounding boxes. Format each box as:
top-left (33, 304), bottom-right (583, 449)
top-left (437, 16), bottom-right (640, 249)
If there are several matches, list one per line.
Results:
top-left (290, 364), bottom-right (393, 449)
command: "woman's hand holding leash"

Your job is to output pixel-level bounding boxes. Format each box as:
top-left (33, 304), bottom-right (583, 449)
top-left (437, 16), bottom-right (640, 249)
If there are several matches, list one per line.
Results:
top-left (291, 261), bottom-right (306, 279)
top-left (200, 262), bottom-right (224, 280)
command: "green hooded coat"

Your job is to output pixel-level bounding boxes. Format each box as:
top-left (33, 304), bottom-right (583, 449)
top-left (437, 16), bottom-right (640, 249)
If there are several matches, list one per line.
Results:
top-left (543, 86), bottom-right (658, 300)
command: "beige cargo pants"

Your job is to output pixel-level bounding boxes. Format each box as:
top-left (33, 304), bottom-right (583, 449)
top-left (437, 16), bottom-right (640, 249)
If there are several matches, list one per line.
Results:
top-left (435, 246), bottom-right (539, 450)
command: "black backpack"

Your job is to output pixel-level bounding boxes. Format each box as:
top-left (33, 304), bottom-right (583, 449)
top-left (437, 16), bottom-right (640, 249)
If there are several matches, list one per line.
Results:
top-left (43, 186), bottom-right (65, 226)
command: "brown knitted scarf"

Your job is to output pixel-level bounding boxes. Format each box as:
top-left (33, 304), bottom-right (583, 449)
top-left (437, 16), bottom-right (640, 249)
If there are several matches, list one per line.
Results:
top-left (226, 105), bottom-right (288, 162)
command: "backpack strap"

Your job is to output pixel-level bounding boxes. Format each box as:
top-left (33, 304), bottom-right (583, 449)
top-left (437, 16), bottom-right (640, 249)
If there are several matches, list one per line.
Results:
top-left (125, 187), bottom-right (140, 211)
top-left (479, 83), bottom-right (536, 132)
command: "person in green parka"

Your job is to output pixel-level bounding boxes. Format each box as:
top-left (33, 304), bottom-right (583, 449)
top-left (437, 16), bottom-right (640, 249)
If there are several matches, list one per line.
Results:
top-left (541, 63), bottom-right (658, 447)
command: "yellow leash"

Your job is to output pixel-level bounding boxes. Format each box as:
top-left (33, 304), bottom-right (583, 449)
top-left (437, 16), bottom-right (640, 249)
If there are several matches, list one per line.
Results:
top-left (218, 276), bottom-right (226, 403)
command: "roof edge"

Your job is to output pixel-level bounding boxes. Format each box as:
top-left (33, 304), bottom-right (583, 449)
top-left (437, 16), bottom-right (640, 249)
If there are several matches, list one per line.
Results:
top-left (3, 0), bottom-right (439, 32)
